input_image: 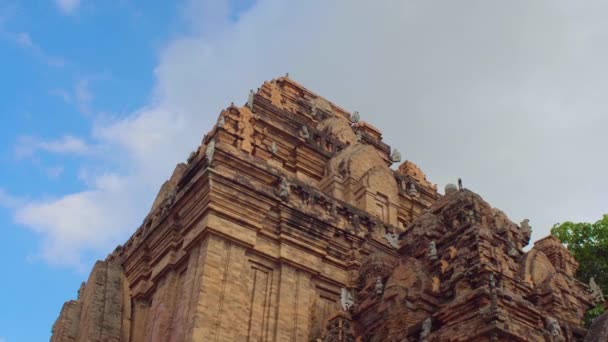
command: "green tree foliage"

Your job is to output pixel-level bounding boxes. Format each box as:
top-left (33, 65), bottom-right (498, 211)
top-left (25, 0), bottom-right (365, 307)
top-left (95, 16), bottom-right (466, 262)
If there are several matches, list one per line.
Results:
top-left (551, 214), bottom-right (608, 291)
top-left (551, 214), bottom-right (608, 325)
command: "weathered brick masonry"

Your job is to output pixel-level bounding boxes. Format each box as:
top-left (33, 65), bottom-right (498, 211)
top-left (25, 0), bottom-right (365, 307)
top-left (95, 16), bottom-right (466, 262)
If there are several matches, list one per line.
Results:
top-left (51, 77), bottom-right (605, 341)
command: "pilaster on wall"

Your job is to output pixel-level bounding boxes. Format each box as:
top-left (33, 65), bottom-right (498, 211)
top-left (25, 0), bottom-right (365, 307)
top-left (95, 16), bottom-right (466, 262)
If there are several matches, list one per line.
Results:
top-left (274, 263), bottom-right (313, 341)
top-left (189, 234), bottom-right (279, 341)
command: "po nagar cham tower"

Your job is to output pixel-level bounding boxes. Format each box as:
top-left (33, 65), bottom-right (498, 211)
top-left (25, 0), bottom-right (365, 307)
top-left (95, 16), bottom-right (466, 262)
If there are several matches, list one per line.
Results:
top-left (51, 77), bottom-right (608, 341)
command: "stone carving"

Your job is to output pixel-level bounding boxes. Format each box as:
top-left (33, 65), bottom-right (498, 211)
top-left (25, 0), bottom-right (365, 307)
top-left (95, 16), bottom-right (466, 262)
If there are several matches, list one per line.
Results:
top-left (507, 240), bottom-right (519, 257)
top-left (589, 277), bottom-right (604, 304)
top-left (355, 130), bottom-right (362, 142)
top-left (429, 241), bottom-right (438, 261)
top-left (384, 232), bottom-right (400, 249)
top-left (247, 89), bottom-right (254, 110)
top-left (458, 178), bottom-right (463, 190)
top-left (217, 115), bottom-right (225, 128)
top-left (351, 111), bottom-right (360, 123)
top-left (390, 148), bottom-right (401, 163)
top-left (489, 273), bottom-right (496, 288)
top-left (274, 177), bottom-right (290, 201)
top-left (545, 316), bottom-right (564, 341)
top-left (323, 314), bottom-right (356, 342)
top-left (406, 182), bottom-right (418, 197)
top-left (520, 218), bottom-right (532, 243)
top-left (420, 317), bottom-right (432, 342)
top-left (445, 183), bottom-right (458, 195)
top-left (187, 150), bottom-right (198, 164)
top-left (351, 214), bottom-right (361, 232)
top-left (270, 141), bottom-right (278, 155)
top-left (310, 104), bottom-right (317, 117)
top-left (341, 288), bottom-right (355, 311)
top-left (375, 276), bottom-right (384, 296)
top-left (205, 140), bottom-right (215, 163)
top-left (299, 125), bottom-right (310, 139)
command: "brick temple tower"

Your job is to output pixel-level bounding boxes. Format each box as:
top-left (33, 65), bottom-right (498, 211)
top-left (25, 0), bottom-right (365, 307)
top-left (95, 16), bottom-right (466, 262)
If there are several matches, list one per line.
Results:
top-left (50, 77), bottom-right (603, 341)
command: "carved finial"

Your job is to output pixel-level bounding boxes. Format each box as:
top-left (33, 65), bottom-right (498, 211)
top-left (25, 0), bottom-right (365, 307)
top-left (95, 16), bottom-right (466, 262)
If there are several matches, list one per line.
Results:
top-left (285, 72), bottom-right (289, 78)
top-left (349, 214), bottom-right (361, 234)
top-left (187, 150), bottom-right (198, 164)
top-left (520, 219), bottom-right (531, 236)
top-left (508, 240), bottom-right (519, 257)
top-left (390, 148), bottom-right (401, 163)
top-left (274, 177), bottom-right (289, 201)
top-left (384, 232), bottom-right (399, 249)
top-left (458, 178), bottom-right (463, 190)
top-left (545, 316), bottom-right (564, 340)
top-left (589, 277), bottom-right (605, 304)
top-left (270, 141), bottom-right (278, 155)
top-left (375, 276), bottom-right (384, 296)
top-left (406, 182), bottom-right (418, 197)
top-left (299, 125), bottom-right (310, 139)
top-left (445, 183), bottom-right (458, 195)
top-left (206, 139), bottom-right (216, 163)
top-left (420, 317), bottom-right (432, 342)
top-left (428, 241), bottom-right (438, 261)
top-left (340, 288), bottom-right (355, 311)
top-left (247, 89), bottom-right (254, 110)
top-left (351, 111), bottom-right (360, 123)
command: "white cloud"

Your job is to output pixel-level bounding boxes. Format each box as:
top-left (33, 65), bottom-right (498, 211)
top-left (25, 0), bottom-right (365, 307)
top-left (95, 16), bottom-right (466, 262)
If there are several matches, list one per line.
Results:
top-left (0, 30), bottom-right (65, 67)
top-left (45, 165), bottom-right (65, 179)
top-left (15, 135), bottom-right (90, 159)
top-left (0, 188), bottom-right (23, 209)
top-left (13, 0), bottom-right (608, 268)
top-left (54, 0), bottom-right (80, 15)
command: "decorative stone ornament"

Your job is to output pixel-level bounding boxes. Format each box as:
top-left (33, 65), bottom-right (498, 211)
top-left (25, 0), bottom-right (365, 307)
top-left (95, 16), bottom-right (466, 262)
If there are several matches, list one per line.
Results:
top-left (590, 277), bottom-right (605, 304)
top-left (384, 232), bottom-right (400, 249)
top-left (489, 273), bottom-right (496, 288)
top-left (390, 149), bottom-right (401, 163)
top-left (205, 140), bottom-right (215, 163)
top-left (351, 111), bottom-right (360, 123)
top-left (420, 317), bottom-right (432, 342)
top-left (545, 316), bottom-right (564, 341)
top-left (187, 150), bottom-right (198, 164)
top-left (270, 141), bottom-right (278, 155)
top-left (375, 276), bottom-right (384, 296)
top-left (428, 241), bottom-right (438, 261)
top-left (217, 115), bottom-right (225, 128)
top-left (299, 125), bottom-right (310, 139)
top-left (341, 288), bottom-right (355, 311)
top-left (520, 219), bottom-right (532, 237)
top-left (247, 89), bottom-right (254, 110)
top-left (406, 183), bottom-right (418, 197)
top-left (310, 105), bottom-right (318, 118)
top-left (274, 177), bottom-right (289, 202)
top-left (445, 183), bottom-right (458, 195)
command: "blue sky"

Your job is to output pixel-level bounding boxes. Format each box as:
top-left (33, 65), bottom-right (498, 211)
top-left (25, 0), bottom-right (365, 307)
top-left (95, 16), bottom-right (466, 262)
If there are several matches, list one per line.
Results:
top-left (0, 2), bottom-right (174, 341)
top-left (0, 1), bottom-right (252, 340)
top-left (2, 1), bottom-right (608, 341)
